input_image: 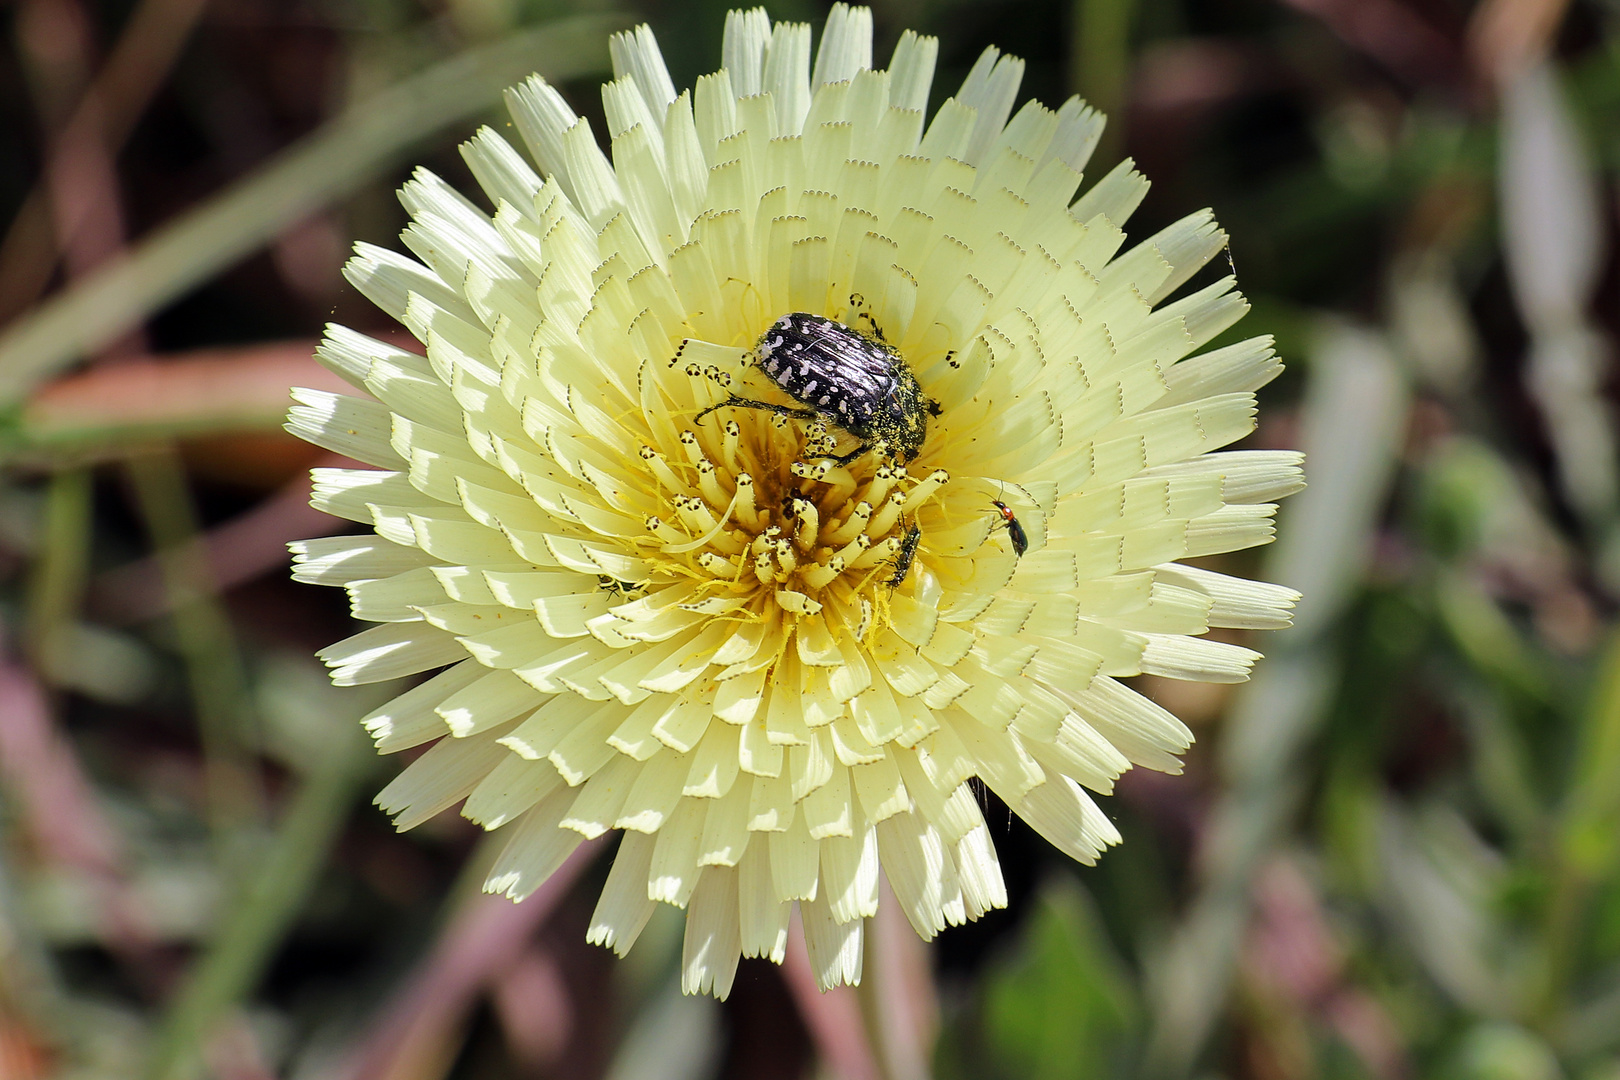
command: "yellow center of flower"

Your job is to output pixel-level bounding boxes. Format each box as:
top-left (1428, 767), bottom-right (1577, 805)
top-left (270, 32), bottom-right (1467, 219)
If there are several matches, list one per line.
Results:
top-left (621, 320), bottom-right (954, 695)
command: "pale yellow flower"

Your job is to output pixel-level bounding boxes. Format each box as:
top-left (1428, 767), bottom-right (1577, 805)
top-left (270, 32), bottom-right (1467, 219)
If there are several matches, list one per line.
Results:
top-left (289, 5), bottom-right (1302, 998)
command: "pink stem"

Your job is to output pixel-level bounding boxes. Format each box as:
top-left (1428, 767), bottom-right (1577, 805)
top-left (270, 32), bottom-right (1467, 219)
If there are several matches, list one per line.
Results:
top-left (341, 837), bottom-right (605, 1080)
top-left (781, 910), bottom-right (883, 1080)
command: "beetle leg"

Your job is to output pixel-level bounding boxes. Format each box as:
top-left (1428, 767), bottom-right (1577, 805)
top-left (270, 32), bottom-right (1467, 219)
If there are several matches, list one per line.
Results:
top-left (831, 442), bottom-right (875, 466)
top-left (845, 291), bottom-right (889, 344)
top-left (694, 396), bottom-right (824, 426)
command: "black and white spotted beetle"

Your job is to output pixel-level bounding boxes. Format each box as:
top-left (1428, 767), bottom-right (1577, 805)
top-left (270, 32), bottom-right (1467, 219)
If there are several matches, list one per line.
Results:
top-left (991, 500), bottom-right (1028, 557)
top-left (695, 312), bottom-right (940, 465)
top-left (888, 523), bottom-right (923, 589)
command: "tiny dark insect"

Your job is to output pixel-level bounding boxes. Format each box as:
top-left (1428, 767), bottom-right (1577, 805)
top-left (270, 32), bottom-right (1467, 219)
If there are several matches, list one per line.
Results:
top-left (694, 312), bottom-right (939, 465)
top-left (597, 575), bottom-right (646, 597)
top-left (991, 500), bottom-right (1028, 557)
top-left (887, 524), bottom-right (923, 589)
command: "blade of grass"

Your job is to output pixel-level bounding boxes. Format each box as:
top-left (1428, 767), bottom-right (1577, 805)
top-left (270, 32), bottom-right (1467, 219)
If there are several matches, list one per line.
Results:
top-left (0, 650), bottom-right (145, 946)
top-left (0, 835), bottom-right (72, 1054)
top-left (1070, 0), bottom-right (1135, 166)
top-left (1, 340), bottom-right (350, 471)
top-left (0, 13), bottom-right (623, 406)
top-left (139, 711), bottom-right (374, 1080)
top-left (601, 975), bottom-right (722, 1080)
top-left (1435, 568), bottom-right (1560, 709)
top-left (23, 468), bottom-right (93, 677)
top-left (101, 466), bottom-right (340, 624)
top-left (1499, 59), bottom-right (1617, 546)
top-left (12, 341), bottom-right (340, 453)
top-left (866, 879), bottom-right (938, 1080)
top-left (1533, 630), bottom-right (1620, 1029)
top-left (126, 448), bottom-right (265, 845)
top-left (0, 0), bottom-right (212, 322)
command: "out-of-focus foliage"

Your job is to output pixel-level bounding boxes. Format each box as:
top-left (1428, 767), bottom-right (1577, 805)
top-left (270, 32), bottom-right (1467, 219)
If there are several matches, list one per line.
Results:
top-left (3, 0), bottom-right (1620, 1078)
top-left (977, 879), bottom-right (1138, 1080)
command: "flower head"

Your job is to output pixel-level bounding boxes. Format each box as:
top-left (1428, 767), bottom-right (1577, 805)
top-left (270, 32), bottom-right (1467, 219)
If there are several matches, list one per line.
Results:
top-left (289, 5), bottom-right (1302, 998)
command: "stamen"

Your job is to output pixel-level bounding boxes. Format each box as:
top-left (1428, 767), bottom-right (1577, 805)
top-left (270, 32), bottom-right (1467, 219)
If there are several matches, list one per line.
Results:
top-left (639, 444), bottom-right (689, 495)
top-left (772, 538), bottom-right (797, 576)
top-left (720, 418), bottom-right (744, 475)
top-left (696, 458), bottom-right (732, 510)
top-left (790, 460), bottom-right (856, 506)
top-left (675, 494), bottom-right (720, 535)
top-left (733, 474), bottom-right (761, 531)
top-left (678, 429), bottom-right (710, 468)
top-left (666, 489), bottom-right (746, 555)
top-left (831, 532), bottom-right (870, 566)
top-left (802, 557), bottom-right (844, 590)
top-left (697, 551), bottom-right (735, 576)
top-left (645, 515), bottom-right (688, 544)
top-left (822, 501), bottom-right (871, 547)
top-left (851, 534), bottom-right (900, 569)
top-left (868, 495), bottom-right (903, 537)
top-left (859, 463), bottom-right (899, 507)
top-left (791, 460), bottom-right (831, 483)
top-left (789, 498), bottom-right (821, 549)
top-left (902, 468), bottom-right (950, 510)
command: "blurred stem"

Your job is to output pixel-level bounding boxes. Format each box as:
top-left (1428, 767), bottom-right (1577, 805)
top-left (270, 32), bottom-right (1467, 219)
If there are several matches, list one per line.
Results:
top-left (1455, 685), bottom-right (1545, 846)
top-left (3, 413), bottom-right (291, 468)
top-left (864, 889), bottom-right (937, 1080)
top-left (855, 958), bottom-right (898, 1080)
top-left (1070, 0), bottom-right (1135, 164)
top-left (0, 820), bottom-right (71, 1048)
top-left (125, 448), bottom-right (265, 845)
top-left (1533, 630), bottom-right (1620, 1029)
top-left (23, 467), bottom-right (93, 677)
top-left (0, 0), bottom-right (212, 323)
top-left (1436, 569), bottom-right (1559, 710)
top-left (0, 13), bottom-right (623, 406)
top-left (140, 716), bottom-right (371, 1080)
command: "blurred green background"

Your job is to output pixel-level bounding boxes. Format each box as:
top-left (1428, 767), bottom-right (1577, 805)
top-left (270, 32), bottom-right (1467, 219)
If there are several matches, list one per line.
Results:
top-left (2, 0), bottom-right (1619, 1078)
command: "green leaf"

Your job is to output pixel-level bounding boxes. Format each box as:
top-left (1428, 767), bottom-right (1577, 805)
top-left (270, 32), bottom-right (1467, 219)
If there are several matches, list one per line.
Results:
top-left (980, 876), bottom-right (1139, 1080)
top-left (1443, 1024), bottom-right (1566, 1080)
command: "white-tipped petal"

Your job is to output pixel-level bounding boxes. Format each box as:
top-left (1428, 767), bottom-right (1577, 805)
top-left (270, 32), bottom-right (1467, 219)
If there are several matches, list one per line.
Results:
top-left (589, 831), bottom-right (659, 954)
top-left (461, 127), bottom-right (543, 214)
top-left (955, 46), bottom-right (1025, 167)
top-left (812, 4), bottom-right (873, 88)
top-left (800, 892), bottom-right (863, 990)
top-left (611, 24), bottom-right (678, 124)
top-left (738, 840), bottom-right (791, 961)
top-left (887, 30), bottom-right (938, 113)
top-left (485, 785), bottom-right (584, 900)
top-left (505, 75), bottom-right (583, 203)
top-left (764, 21), bottom-right (812, 134)
top-left (723, 8), bottom-right (772, 96)
top-left (683, 866), bottom-right (743, 998)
